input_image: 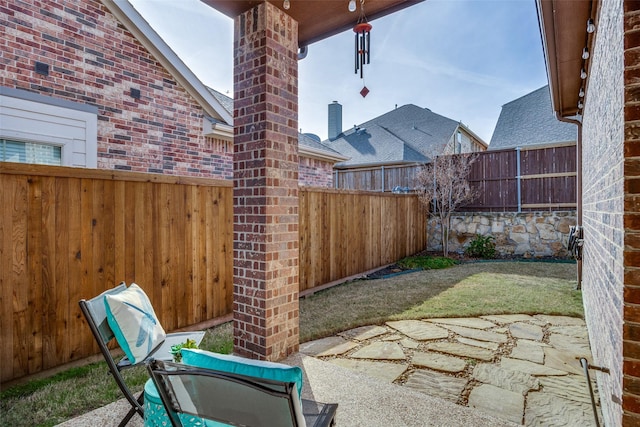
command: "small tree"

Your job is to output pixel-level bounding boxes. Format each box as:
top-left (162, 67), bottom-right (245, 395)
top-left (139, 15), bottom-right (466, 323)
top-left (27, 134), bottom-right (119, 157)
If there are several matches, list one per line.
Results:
top-left (415, 153), bottom-right (478, 256)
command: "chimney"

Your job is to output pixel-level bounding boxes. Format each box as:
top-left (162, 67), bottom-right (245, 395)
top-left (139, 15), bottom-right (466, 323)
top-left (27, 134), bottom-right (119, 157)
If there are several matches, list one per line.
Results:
top-left (328, 101), bottom-right (342, 141)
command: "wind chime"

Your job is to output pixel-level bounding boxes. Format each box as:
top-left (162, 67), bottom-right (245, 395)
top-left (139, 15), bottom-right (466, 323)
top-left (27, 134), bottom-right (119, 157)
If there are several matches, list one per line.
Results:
top-left (353, 0), bottom-right (371, 97)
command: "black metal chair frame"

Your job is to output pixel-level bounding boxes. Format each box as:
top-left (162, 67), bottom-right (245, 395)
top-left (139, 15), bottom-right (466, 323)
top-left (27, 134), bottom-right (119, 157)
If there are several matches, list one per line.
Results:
top-left (79, 283), bottom-right (205, 427)
top-left (147, 359), bottom-right (337, 427)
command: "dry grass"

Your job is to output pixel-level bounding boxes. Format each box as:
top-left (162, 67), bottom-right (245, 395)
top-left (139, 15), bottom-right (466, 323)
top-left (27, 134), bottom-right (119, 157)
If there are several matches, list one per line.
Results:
top-left (299, 261), bottom-right (580, 342)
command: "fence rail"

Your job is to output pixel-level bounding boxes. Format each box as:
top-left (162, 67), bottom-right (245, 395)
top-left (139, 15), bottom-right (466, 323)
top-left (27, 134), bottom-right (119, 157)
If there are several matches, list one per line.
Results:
top-left (1, 164), bottom-right (427, 383)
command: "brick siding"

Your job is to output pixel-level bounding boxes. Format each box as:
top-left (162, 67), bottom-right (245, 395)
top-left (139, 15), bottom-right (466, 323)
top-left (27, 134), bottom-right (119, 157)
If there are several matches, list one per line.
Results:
top-left (0, 0), bottom-right (237, 178)
top-left (582, 0), bottom-right (625, 425)
top-left (232, 2), bottom-right (300, 361)
top-left (299, 157), bottom-right (335, 187)
top-left (624, 1), bottom-right (640, 425)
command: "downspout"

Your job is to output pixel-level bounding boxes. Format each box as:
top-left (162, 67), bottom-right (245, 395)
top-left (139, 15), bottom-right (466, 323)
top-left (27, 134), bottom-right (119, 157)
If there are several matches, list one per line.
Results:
top-left (557, 113), bottom-right (582, 289)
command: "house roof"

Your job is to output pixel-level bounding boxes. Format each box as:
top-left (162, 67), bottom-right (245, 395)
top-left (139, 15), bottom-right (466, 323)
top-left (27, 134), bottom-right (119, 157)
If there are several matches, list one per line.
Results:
top-left (489, 86), bottom-right (577, 150)
top-left (324, 104), bottom-right (464, 168)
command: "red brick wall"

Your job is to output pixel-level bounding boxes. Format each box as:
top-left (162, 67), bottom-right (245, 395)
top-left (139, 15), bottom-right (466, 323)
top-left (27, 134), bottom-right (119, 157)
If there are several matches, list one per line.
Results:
top-left (0, 0), bottom-right (231, 179)
top-left (232, 2), bottom-right (300, 360)
top-left (624, 2), bottom-right (640, 425)
top-left (299, 157), bottom-right (335, 187)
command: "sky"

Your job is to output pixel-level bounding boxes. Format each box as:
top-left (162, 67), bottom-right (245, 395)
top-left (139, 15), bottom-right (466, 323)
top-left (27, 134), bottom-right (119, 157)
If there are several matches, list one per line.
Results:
top-left (127, 0), bottom-right (549, 144)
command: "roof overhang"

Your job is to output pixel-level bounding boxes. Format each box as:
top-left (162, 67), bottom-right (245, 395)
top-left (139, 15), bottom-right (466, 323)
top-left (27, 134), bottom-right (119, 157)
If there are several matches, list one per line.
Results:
top-left (300, 144), bottom-right (350, 163)
top-left (536, 0), bottom-right (598, 118)
top-left (200, 0), bottom-right (424, 46)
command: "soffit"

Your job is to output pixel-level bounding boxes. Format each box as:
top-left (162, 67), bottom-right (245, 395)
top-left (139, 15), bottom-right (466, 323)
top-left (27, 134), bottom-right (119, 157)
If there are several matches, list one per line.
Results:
top-left (537, 0), bottom-right (598, 118)
top-left (200, 0), bottom-right (424, 46)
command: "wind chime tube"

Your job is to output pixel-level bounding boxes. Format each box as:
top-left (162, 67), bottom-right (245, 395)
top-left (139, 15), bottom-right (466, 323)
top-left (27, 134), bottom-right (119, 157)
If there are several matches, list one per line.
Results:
top-left (366, 30), bottom-right (370, 64)
top-left (355, 32), bottom-right (359, 74)
top-left (360, 31), bottom-right (364, 78)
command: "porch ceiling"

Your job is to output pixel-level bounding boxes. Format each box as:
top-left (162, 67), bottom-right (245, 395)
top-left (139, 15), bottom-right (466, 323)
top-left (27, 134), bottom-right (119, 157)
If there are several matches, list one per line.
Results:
top-left (536, 0), bottom-right (598, 118)
top-left (200, 0), bottom-right (424, 46)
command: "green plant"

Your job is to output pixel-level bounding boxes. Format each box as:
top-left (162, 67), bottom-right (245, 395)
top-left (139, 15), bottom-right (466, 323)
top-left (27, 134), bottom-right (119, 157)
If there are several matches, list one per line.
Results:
top-left (398, 255), bottom-right (457, 270)
top-left (465, 234), bottom-right (496, 259)
top-left (170, 338), bottom-right (199, 362)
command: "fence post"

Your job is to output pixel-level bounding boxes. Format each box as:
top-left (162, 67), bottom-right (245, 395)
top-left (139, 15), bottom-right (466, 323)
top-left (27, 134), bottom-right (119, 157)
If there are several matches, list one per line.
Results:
top-left (381, 165), bottom-right (385, 192)
top-left (516, 146), bottom-right (521, 213)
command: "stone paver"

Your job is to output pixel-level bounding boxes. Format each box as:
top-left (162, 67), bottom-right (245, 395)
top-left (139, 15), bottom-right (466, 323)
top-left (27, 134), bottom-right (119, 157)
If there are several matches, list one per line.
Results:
top-left (509, 323), bottom-right (544, 341)
top-left (404, 370), bottom-right (467, 402)
top-left (381, 334), bottom-right (402, 341)
top-left (501, 357), bottom-right (568, 376)
top-left (427, 341), bottom-right (495, 361)
top-left (538, 375), bottom-right (598, 406)
top-left (400, 338), bottom-right (420, 349)
top-left (525, 392), bottom-right (596, 426)
top-left (473, 364), bottom-right (539, 394)
top-left (340, 325), bottom-right (388, 341)
top-left (548, 333), bottom-right (591, 358)
top-left (543, 347), bottom-right (585, 376)
top-left (426, 317), bottom-right (496, 330)
top-left (468, 384), bottom-right (525, 424)
top-left (442, 325), bottom-right (508, 343)
top-left (481, 314), bottom-right (536, 324)
top-left (386, 320), bottom-right (449, 341)
top-left (510, 340), bottom-right (545, 364)
top-left (549, 325), bottom-right (589, 340)
top-left (534, 315), bottom-right (586, 326)
top-left (457, 336), bottom-right (500, 351)
top-left (329, 359), bottom-right (408, 383)
top-left (412, 351), bottom-right (467, 373)
top-left (350, 342), bottom-right (405, 360)
top-left (299, 336), bottom-right (357, 357)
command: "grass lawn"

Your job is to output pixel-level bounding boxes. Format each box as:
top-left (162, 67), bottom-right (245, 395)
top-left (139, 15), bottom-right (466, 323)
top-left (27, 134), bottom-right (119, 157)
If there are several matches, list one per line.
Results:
top-left (1, 260), bottom-right (581, 426)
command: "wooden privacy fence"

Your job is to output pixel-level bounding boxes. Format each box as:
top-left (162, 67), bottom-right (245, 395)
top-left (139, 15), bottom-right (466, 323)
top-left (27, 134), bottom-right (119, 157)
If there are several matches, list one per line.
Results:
top-left (333, 144), bottom-right (577, 212)
top-left (1, 165), bottom-right (427, 383)
top-left (461, 143), bottom-right (577, 212)
top-left (334, 163), bottom-right (420, 192)
top-left (0, 164), bottom-right (233, 383)
top-left (299, 188), bottom-right (427, 292)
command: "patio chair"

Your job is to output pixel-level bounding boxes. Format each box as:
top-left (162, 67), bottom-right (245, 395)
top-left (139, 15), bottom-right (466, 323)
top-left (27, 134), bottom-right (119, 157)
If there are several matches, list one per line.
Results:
top-left (79, 282), bottom-right (205, 427)
top-left (147, 353), bottom-right (338, 427)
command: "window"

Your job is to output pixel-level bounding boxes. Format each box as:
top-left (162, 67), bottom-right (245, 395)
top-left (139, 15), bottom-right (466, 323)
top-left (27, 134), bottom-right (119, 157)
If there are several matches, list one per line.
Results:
top-left (0, 87), bottom-right (98, 168)
top-left (1, 139), bottom-right (62, 166)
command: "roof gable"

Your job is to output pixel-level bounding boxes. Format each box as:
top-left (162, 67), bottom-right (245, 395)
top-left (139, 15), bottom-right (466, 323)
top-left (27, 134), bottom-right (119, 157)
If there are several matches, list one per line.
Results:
top-left (101, 0), bottom-right (232, 126)
top-left (489, 85), bottom-right (577, 150)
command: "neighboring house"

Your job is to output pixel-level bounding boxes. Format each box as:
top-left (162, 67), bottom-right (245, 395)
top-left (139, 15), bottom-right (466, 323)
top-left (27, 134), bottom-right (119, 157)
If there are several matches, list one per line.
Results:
top-left (489, 85), bottom-right (577, 150)
top-left (0, 0), bottom-right (344, 186)
top-left (323, 102), bottom-right (487, 191)
top-left (537, 0), bottom-right (640, 425)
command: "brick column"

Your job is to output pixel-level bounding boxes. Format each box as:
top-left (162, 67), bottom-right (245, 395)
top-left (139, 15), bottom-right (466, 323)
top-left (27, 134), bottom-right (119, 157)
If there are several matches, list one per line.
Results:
top-left (232, 2), bottom-right (299, 361)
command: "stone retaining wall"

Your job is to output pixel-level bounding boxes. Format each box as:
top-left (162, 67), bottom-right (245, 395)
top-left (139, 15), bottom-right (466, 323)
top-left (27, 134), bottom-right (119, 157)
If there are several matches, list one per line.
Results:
top-left (427, 211), bottom-right (576, 258)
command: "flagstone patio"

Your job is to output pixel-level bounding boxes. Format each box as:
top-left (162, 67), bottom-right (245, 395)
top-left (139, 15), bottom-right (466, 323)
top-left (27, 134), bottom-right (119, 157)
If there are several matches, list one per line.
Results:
top-left (299, 314), bottom-right (601, 426)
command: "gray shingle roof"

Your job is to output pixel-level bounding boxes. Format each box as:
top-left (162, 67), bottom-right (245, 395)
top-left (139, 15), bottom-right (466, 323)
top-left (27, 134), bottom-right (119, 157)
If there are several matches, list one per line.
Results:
top-left (323, 104), bottom-right (459, 167)
top-left (489, 85), bottom-right (577, 150)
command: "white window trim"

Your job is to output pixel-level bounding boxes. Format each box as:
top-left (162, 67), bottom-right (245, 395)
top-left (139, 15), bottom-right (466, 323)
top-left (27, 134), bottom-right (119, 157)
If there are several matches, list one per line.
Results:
top-left (0, 87), bottom-right (98, 168)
